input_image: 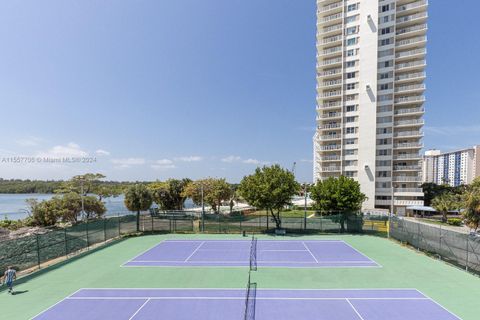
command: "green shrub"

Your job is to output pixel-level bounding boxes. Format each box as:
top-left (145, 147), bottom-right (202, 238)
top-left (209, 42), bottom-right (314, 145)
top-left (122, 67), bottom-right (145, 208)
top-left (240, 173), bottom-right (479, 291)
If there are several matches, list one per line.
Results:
top-left (447, 218), bottom-right (463, 226)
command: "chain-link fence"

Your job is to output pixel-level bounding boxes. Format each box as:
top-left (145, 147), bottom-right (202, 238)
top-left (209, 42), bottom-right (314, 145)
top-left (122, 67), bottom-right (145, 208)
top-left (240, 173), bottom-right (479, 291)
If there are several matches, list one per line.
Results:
top-left (390, 216), bottom-right (480, 273)
top-left (0, 211), bottom-right (388, 275)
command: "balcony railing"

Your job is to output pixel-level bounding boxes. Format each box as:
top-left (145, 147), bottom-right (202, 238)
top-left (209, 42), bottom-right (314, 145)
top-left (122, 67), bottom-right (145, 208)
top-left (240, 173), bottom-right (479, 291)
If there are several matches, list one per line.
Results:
top-left (319, 46), bottom-right (342, 56)
top-left (394, 130), bottom-right (423, 137)
top-left (395, 84), bottom-right (426, 93)
top-left (396, 12), bottom-right (428, 24)
top-left (394, 188), bottom-right (423, 193)
top-left (394, 119), bottom-right (424, 126)
top-left (395, 72), bottom-right (426, 82)
top-left (396, 48), bottom-right (426, 59)
top-left (393, 176), bottom-right (422, 182)
top-left (320, 166), bottom-right (342, 172)
top-left (394, 142), bottom-right (423, 149)
top-left (318, 1), bottom-right (343, 13)
top-left (319, 57), bottom-right (343, 67)
top-left (395, 60), bottom-right (426, 70)
top-left (319, 91), bottom-right (342, 98)
top-left (394, 165), bottom-right (422, 171)
top-left (317, 68), bottom-right (342, 77)
top-left (320, 24), bottom-right (343, 35)
top-left (397, 0), bottom-right (428, 13)
top-left (393, 154), bottom-right (422, 160)
top-left (396, 24), bottom-right (428, 36)
top-left (319, 101), bottom-right (342, 108)
top-left (321, 112), bottom-right (342, 118)
top-left (394, 107), bottom-right (425, 115)
top-left (320, 155), bottom-right (341, 161)
top-left (320, 79), bottom-right (342, 87)
top-left (318, 12), bottom-right (343, 24)
top-left (396, 36), bottom-right (427, 48)
top-left (319, 145), bottom-right (342, 151)
top-left (394, 96), bottom-right (425, 104)
top-left (319, 35), bottom-right (343, 46)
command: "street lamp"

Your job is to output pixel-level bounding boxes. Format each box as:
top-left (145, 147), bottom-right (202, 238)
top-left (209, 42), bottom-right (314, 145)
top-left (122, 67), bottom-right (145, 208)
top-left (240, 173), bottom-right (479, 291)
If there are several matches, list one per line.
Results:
top-left (303, 183), bottom-right (308, 230)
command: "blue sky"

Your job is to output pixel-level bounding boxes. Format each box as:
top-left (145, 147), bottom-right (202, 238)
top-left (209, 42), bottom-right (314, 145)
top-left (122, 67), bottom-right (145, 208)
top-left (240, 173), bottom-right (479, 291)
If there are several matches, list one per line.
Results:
top-left (0, 1), bottom-right (478, 183)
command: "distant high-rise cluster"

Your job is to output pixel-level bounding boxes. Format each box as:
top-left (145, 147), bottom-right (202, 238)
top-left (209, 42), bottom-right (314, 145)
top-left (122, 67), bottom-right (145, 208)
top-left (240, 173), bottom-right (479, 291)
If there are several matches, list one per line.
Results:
top-left (314, 0), bottom-right (427, 215)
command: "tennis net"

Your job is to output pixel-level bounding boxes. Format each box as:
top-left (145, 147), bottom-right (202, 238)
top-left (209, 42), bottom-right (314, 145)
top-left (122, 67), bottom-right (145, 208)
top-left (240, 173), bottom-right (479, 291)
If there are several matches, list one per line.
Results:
top-left (243, 273), bottom-right (257, 320)
top-left (249, 235), bottom-right (257, 271)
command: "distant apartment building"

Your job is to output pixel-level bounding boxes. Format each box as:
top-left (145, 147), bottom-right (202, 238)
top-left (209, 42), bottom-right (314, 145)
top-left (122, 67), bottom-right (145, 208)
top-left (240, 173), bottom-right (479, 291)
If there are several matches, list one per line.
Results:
top-left (422, 146), bottom-right (480, 187)
top-left (314, 0), bottom-right (427, 215)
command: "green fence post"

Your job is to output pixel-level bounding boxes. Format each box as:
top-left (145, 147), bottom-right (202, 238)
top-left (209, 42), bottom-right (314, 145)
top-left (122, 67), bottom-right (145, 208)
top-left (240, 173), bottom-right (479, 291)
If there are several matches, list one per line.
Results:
top-left (36, 234), bottom-right (41, 270)
top-left (151, 216), bottom-right (154, 232)
top-left (86, 220), bottom-right (90, 250)
top-left (64, 228), bottom-right (68, 258)
top-left (266, 211), bottom-right (268, 230)
top-left (466, 235), bottom-right (470, 272)
top-left (103, 218), bottom-right (107, 242)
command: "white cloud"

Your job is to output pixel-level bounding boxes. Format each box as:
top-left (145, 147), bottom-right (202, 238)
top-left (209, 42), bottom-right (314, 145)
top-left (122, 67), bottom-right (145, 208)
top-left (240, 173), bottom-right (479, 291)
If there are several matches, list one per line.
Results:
top-left (243, 158), bottom-right (261, 165)
top-left (36, 142), bottom-right (88, 158)
top-left (95, 149), bottom-right (110, 156)
top-left (174, 156), bottom-right (203, 162)
top-left (221, 155), bottom-right (242, 163)
top-left (111, 157), bottom-right (145, 169)
top-left (151, 159), bottom-right (176, 170)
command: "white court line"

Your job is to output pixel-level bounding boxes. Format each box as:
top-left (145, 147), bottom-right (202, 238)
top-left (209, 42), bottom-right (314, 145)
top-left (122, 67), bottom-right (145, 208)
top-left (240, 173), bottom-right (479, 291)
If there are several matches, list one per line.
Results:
top-left (128, 298), bottom-right (150, 320)
top-left (78, 287), bottom-right (422, 291)
top-left (29, 288), bottom-right (84, 320)
top-left (184, 241), bottom-right (205, 262)
top-left (414, 289), bottom-right (462, 320)
top-left (121, 240), bottom-right (168, 267)
top-left (346, 298), bottom-right (366, 320)
top-left (302, 241), bottom-right (319, 263)
top-left (66, 297), bottom-right (430, 301)
top-left (162, 239), bottom-right (345, 243)
top-left (338, 241), bottom-right (382, 267)
top-left (128, 260), bottom-right (377, 264)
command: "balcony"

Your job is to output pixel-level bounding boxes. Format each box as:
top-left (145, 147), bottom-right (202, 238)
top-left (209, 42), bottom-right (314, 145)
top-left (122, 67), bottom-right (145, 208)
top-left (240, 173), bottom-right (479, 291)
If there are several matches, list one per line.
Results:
top-left (393, 154), bottom-right (422, 160)
top-left (318, 57), bottom-right (343, 67)
top-left (395, 84), bottom-right (426, 94)
top-left (396, 12), bottom-right (428, 26)
top-left (318, 46), bottom-right (342, 57)
top-left (395, 60), bottom-right (426, 72)
top-left (397, 0), bottom-right (428, 15)
top-left (318, 101), bottom-right (342, 109)
top-left (394, 165), bottom-right (422, 171)
top-left (393, 176), bottom-right (422, 182)
top-left (320, 155), bottom-right (341, 162)
top-left (396, 23), bottom-right (428, 39)
top-left (319, 24), bottom-right (343, 36)
top-left (394, 107), bottom-right (425, 115)
top-left (394, 188), bottom-right (423, 194)
top-left (396, 36), bottom-right (427, 50)
top-left (320, 166), bottom-right (342, 172)
top-left (319, 145), bottom-right (342, 151)
top-left (318, 12), bottom-right (343, 25)
top-left (393, 130), bottom-right (424, 138)
top-left (395, 72), bottom-right (426, 83)
top-left (396, 48), bottom-right (426, 61)
top-left (318, 91), bottom-right (342, 99)
top-left (394, 142), bottom-right (423, 149)
top-left (317, 68), bottom-right (342, 78)
top-left (318, 123), bottom-right (341, 130)
top-left (318, 35), bottom-right (343, 48)
top-left (394, 119), bottom-right (424, 127)
top-left (318, 79), bottom-right (342, 88)
top-left (317, 1), bottom-right (343, 15)
top-left (394, 95), bottom-right (425, 105)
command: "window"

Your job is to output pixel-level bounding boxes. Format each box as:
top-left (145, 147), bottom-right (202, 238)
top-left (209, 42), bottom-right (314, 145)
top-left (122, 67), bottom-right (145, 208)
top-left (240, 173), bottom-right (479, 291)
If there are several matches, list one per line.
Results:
top-left (346, 72), bottom-right (356, 79)
top-left (347, 3), bottom-right (359, 12)
top-left (345, 139), bottom-right (356, 145)
top-left (345, 171), bottom-right (355, 177)
top-left (377, 149), bottom-right (390, 156)
top-left (378, 138), bottom-right (389, 145)
top-left (379, 72), bottom-right (392, 79)
top-left (345, 127), bottom-right (356, 134)
top-left (346, 83), bottom-right (356, 90)
top-left (379, 83), bottom-right (390, 91)
top-left (345, 15), bottom-right (358, 24)
top-left (346, 49), bottom-right (359, 57)
top-left (346, 105), bottom-right (357, 112)
top-left (346, 26), bottom-right (358, 35)
top-left (345, 60), bottom-right (356, 68)
top-left (346, 38), bottom-right (358, 46)
top-left (345, 149), bottom-right (355, 155)
top-left (377, 171), bottom-right (389, 178)
top-left (381, 4), bottom-right (390, 12)
top-left (380, 38), bottom-right (393, 46)
top-left (380, 27), bottom-right (392, 35)
top-left (379, 60), bottom-right (393, 68)
top-left (346, 116), bottom-right (356, 123)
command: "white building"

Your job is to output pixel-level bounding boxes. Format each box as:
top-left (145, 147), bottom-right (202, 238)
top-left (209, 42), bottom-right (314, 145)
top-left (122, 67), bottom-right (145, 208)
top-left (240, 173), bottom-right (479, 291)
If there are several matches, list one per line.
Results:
top-left (314, 0), bottom-right (427, 215)
top-left (422, 146), bottom-right (480, 187)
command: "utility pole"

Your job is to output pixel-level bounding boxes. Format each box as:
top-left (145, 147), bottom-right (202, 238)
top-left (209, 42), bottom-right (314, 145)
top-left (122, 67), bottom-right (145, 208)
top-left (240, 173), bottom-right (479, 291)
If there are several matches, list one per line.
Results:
top-left (303, 183), bottom-right (307, 230)
top-left (201, 183), bottom-right (205, 232)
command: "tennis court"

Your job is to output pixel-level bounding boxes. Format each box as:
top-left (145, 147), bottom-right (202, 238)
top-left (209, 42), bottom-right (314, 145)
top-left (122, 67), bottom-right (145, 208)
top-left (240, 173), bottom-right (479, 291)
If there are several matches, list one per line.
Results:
top-left (123, 239), bottom-right (380, 268)
top-left (32, 288), bottom-right (460, 320)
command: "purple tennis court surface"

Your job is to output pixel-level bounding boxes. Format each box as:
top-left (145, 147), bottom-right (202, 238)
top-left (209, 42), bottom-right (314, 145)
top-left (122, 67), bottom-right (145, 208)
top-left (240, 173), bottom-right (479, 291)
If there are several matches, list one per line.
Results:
top-left (123, 239), bottom-right (380, 268)
top-left (33, 288), bottom-right (460, 320)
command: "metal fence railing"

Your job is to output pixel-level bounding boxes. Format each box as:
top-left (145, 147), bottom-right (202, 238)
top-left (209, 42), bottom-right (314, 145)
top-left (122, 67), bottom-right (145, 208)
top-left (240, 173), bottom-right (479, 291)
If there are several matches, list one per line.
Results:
top-left (390, 216), bottom-right (480, 273)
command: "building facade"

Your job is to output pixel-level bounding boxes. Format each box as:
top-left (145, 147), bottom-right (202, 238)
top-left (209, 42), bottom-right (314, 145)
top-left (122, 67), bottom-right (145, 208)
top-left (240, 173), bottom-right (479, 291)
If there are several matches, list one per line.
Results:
top-left (422, 146), bottom-right (480, 187)
top-left (314, 0), bottom-right (427, 215)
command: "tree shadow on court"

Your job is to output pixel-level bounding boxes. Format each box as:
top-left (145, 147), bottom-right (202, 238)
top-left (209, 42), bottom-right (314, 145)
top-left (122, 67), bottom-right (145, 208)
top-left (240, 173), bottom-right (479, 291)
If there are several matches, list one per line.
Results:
top-left (12, 290), bottom-right (29, 295)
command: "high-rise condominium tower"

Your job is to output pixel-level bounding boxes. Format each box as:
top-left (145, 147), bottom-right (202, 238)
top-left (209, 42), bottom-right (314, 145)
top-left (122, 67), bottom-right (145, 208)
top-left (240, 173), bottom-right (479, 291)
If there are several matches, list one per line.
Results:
top-left (314, 0), bottom-right (427, 215)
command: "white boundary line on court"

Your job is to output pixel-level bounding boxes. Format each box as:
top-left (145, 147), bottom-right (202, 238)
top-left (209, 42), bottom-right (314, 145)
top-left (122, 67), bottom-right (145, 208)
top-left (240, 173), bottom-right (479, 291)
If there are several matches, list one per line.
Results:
top-left (184, 241), bottom-right (205, 262)
top-left (29, 288), bottom-right (83, 320)
top-left (66, 297), bottom-right (431, 301)
top-left (414, 289), bottom-right (462, 320)
top-left (120, 239), bottom-right (382, 269)
top-left (302, 241), bottom-right (319, 263)
top-left (346, 298), bottom-right (366, 320)
top-left (128, 298), bottom-right (151, 320)
top-left (128, 260), bottom-right (376, 264)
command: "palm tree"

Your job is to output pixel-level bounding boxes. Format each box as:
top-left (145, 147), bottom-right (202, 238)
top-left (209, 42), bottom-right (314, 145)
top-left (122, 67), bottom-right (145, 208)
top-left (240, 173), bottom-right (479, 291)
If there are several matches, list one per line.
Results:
top-left (463, 190), bottom-right (480, 231)
top-left (124, 184), bottom-right (153, 231)
top-left (431, 192), bottom-right (459, 223)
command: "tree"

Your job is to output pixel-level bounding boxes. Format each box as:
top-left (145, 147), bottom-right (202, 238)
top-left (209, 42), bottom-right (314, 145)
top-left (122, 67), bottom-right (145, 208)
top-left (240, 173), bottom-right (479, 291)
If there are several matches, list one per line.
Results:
top-left (124, 184), bottom-right (153, 231)
top-left (310, 176), bottom-right (366, 232)
top-left (431, 192), bottom-right (460, 223)
top-left (238, 165), bottom-right (299, 229)
top-left (462, 177), bottom-right (480, 231)
top-left (149, 179), bottom-right (191, 210)
top-left (182, 178), bottom-right (231, 213)
top-left (55, 173), bottom-right (122, 201)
